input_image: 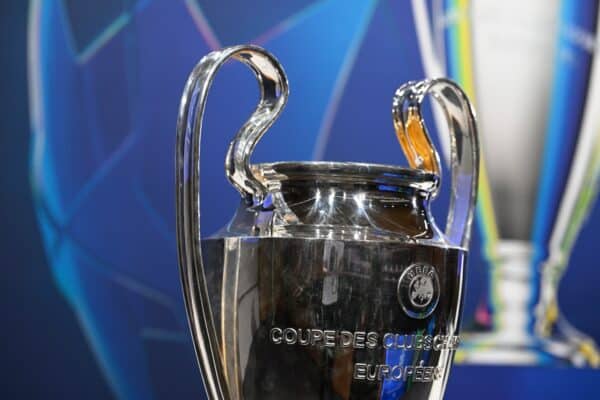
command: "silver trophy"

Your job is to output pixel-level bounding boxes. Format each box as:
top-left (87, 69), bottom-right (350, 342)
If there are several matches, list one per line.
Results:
top-left (176, 45), bottom-right (479, 399)
top-left (413, 0), bottom-right (600, 366)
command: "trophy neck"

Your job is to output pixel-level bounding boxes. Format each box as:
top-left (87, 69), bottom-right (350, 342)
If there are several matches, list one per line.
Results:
top-left (254, 161), bottom-right (439, 193)
top-left (488, 240), bottom-right (539, 340)
top-left (220, 162), bottom-right (448, 244)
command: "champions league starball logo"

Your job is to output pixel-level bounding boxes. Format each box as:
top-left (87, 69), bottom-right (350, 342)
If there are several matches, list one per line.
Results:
top-left (398, 264), bottom-right (440, 319)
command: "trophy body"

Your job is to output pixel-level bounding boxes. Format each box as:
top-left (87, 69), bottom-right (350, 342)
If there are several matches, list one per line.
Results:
top-left (412, 0), bottom-right (600, 366)
top-left (202, 231), bottom-right (465, 399)
top-left (176, 45), bottom-right (479, 399)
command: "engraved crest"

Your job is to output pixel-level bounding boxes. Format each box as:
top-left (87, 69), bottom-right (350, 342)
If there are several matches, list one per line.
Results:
top-left (398, 264), bottom-right (440, 319)
top-left (409, 275), bottom-right (435, 307)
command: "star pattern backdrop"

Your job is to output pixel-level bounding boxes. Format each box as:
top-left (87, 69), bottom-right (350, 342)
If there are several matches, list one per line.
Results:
top-left (21, 0), bottom-right (600, 399)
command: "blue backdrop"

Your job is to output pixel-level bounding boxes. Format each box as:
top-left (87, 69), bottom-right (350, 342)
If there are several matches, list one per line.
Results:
top-left (1, 0), bottom-right (598, 399)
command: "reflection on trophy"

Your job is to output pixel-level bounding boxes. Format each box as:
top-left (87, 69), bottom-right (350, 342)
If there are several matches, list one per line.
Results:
top-left (176, 44), bottom-right (479, 398)
top-left (413, 0), bottom-right (600, 366)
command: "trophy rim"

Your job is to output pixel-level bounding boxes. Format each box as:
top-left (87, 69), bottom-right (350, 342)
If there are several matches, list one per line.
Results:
top-left (253, 161), bottom-right (439, 192)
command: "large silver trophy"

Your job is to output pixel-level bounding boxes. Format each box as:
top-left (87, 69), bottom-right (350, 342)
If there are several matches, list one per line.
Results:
top-left (412, 0), bottom-right (600, 366)
top-left (176, 45), bottom-right (479, 399)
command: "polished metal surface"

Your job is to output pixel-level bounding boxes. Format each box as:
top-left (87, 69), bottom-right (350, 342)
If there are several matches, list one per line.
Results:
top-left (393, 78), bottom-right (479, 249)
top-left (202, 237), bottom-right (465, 399)
top-left (176, 45), bottom-right (288, 400)
top-left (176, 44), bottom-right (479, 399)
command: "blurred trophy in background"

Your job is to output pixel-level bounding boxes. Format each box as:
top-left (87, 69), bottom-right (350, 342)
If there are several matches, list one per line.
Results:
top-left (412, 0), bottom-right (600, 366)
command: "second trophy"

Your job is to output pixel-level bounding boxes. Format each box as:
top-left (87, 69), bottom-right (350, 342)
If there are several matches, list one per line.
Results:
top-left (413, 0), bottom-right (600, 366)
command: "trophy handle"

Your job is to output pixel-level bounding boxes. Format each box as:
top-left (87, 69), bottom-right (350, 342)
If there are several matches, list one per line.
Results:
top-left (393, 78), bottom-right (479, 248)
top-left (176, 45), bottom-right (288, 400)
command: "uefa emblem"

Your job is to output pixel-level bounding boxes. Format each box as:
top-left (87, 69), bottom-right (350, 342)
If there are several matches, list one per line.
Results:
top-left (398, 263), bottom-right (440, 319)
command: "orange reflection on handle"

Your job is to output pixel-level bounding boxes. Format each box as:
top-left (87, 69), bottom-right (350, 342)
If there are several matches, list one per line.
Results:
top-left (395, 106), bottom-right (440, 176)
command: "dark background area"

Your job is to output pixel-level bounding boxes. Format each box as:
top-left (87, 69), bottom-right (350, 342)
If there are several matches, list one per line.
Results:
top-left (0, 2), bottom-right (111, 398)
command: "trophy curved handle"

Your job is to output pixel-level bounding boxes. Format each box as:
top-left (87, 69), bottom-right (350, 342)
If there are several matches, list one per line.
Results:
top-left (176, 45), bottom-right (288, 400)
top-left (393, 78), bottom-right (479, 248)
top-left (182, 44), bottom-right (289, 204)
